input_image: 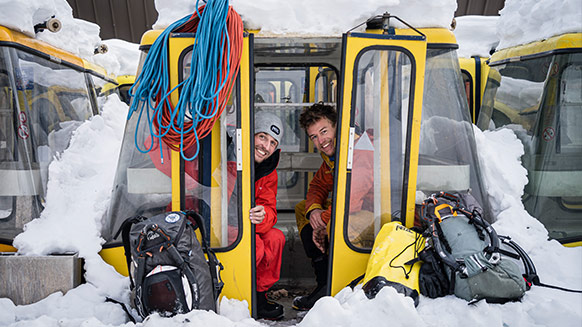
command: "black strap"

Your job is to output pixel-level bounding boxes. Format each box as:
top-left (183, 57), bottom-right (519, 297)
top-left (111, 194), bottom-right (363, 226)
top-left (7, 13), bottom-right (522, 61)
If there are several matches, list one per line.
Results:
top-left (105, 297), bottom-right (137, 323)
top-left (114, 215), bottom-right (147, 289)
top-left (184, 210), bottom-right (224, 299)
top-left (536, 282), bottom-right (582, 293)
top-left (167, 243), bottom-right (201, 308)
top-left (499, 235), bottom-right (582, 293)
top-left (498, 248), bottom-right (521, 260)
top-left (348, 274), bottom-right (365, 289)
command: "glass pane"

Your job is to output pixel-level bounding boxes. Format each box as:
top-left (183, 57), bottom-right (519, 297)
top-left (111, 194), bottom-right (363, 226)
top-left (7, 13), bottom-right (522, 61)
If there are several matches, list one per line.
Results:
top-left (103, 47), bottom-right (240, 249)
top-left (0, 47), bottom-right (94, 240)
top-left (0, 48), bottom-right (15, 221)
top-left (417, 49), bottom-right (490, 221)
top-left (346, 49), bottom-right (412, 250)
top-left (478, 52), bottom-right (582, 242)
top-left (522, 54), bottom-right (582, 242)
top-left (255, 67), bottom-right (335, 211)
top-left (461, 70), bottom-right (473, 119)
top-left (560, 64), bottom-right (582, 153)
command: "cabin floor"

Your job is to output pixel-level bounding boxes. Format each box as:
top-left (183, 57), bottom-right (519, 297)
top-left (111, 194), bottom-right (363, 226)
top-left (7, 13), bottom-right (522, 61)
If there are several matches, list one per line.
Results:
top-left (256, 212), bottom-right (319, 324)
top-left (258, 284), bottom-right (312, 325)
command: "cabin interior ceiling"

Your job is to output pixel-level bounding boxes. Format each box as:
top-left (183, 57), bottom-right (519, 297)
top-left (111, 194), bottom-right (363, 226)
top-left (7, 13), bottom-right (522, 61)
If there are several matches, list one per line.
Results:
top-left (66, 0), bottom-right (505, 44)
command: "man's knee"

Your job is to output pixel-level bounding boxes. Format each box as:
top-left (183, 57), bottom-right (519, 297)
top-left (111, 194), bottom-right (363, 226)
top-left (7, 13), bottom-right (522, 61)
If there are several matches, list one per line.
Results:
top-left (263, 228), bottom-right (285, 249)
top-left (295, 200), bottom-right (306, 216)
top-left (295, 200), bottom-right (309, 233)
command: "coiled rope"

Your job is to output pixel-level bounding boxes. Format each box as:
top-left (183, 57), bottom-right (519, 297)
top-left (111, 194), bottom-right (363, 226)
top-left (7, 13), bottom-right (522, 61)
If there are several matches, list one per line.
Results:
top-left (128, 0), bottom-right (243, 161)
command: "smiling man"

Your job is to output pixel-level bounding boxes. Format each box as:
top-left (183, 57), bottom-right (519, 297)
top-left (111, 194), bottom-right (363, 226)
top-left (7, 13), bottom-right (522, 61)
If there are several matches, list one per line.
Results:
top-left (251, 111), bottom-right (286, 320)
top-left (292, 102), bottom-right (338, 311)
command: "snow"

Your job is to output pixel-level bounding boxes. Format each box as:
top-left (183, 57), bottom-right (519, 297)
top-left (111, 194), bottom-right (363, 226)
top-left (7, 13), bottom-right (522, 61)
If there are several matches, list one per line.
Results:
top-left (153, 0), bottom-right (457, 34)
top-left (453, 15), bottom-right (499, 58)
top-left (496, 0), bottom-right (582, 50)
top-left (0, 0), bottom-right (141, 77)
top-left (0, 0), bottom-right (581, 326)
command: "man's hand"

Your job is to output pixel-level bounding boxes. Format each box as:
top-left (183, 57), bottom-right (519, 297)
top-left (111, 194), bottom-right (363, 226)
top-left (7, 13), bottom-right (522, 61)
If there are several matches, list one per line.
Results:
top-left (249, 205), bottom-right (265, 224)
top-left (309, 209), bottom-right (326, 230)
top-left (312, 227), bottom-right (328, 253)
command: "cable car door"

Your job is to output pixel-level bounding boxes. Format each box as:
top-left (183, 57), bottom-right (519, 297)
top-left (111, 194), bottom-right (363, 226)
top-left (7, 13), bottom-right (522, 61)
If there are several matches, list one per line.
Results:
top-left (208, 33), bottom-right (255, 311)
top-left (168, 31), bottom-right (255, 311)
top-left (328, 31), bottom-right (427, 296)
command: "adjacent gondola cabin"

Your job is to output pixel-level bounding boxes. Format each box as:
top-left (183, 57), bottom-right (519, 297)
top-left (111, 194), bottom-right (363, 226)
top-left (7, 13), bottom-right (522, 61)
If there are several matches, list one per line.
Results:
top-left (0, 24), bottom-right (116, 252)
top-left (477, 32), bottom-right (582, 247)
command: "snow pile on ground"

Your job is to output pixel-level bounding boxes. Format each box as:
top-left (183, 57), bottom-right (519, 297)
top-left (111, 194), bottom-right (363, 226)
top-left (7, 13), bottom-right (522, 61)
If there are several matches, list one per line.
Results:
top-left (12, 95), bottom-right (130, 299)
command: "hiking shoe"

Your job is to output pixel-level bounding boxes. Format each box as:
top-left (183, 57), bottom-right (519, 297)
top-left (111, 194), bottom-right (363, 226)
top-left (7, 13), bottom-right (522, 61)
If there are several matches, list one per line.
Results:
top-left (292, 285), bottom-right (326, 311)
top-left (257, 292), bottom-right (284, 320)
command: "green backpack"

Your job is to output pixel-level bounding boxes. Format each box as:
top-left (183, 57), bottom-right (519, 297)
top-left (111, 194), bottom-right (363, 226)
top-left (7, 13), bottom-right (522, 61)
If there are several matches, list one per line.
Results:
top-left (418, 192), bottom-right (528, 303)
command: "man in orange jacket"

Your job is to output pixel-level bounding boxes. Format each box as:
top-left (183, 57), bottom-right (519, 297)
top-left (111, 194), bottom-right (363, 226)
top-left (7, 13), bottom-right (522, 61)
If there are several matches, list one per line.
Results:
top-left (292, 102), bottom-right (337, 311)
top-left (250, 112), bottom-right (286, 320)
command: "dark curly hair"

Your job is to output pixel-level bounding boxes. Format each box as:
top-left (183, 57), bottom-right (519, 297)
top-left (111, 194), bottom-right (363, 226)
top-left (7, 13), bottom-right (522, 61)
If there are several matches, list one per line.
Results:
top-left (299, 102), bottom-right (337, 130)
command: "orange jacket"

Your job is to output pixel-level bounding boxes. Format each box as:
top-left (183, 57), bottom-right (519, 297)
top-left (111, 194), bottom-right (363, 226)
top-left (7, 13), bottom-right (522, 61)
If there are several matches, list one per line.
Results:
top-left (305, 154), bottom-right (335, 225)
top-left (305, 132), bottom-right (374, 225)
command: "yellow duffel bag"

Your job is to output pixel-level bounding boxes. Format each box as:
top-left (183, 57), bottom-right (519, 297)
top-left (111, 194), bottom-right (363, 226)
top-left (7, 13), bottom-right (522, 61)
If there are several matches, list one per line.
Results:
top-left (361, 221), bottom-right (425, 306)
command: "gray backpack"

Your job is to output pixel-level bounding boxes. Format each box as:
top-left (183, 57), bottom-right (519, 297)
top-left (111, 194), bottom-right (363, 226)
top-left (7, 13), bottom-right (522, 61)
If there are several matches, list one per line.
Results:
top-left (419, 192), bottom-right (527, 303)
top-left (116, 211), bottom-right (223, 318)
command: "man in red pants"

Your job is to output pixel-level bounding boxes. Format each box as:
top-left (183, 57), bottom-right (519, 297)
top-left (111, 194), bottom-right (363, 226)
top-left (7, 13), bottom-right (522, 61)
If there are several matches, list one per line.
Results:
top-left (250, 112), bottom-right (286, 320)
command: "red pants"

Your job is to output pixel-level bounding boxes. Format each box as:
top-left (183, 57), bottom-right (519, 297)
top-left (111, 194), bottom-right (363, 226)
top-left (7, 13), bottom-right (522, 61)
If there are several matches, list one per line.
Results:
top-left (256, 228), bottom-right (285, 292)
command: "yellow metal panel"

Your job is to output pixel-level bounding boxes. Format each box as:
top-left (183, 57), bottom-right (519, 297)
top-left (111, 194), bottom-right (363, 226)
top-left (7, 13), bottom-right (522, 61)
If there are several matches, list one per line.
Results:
top-left (167, 35), bottom-right (197, 211)
top-left (563, 241), bottom-right (582, 248)
top-left (366, 27), bottom-right (457, 45)
top-left (140, 29), bottom-right (163, 47)
top-left (490, 33), bottom-right (582, 64)
top-left (0, 244), bottom-right (17, 252)
top-left (0, 26), bottom-right (84, 68)
top-left (210, 119), bottom-right (223, 246)
top-left (214, 35), bottom-right (253, 310)
top-left (403, 54), bottom-right (425, 228)
top-left (379, 51), bottom-right (391, 225)
top-left (99, 246), bottom-right (128, 276)
top-left (171, 150), bottom-right (181, 211)
top-left (82, 59), bottom-right (116, 82)
top-left (459, 57), bottom-right (477, 120)
top-left (330, 34), bottom-right (426, 296)
top-left (309, 66), bottom-right (319, 102)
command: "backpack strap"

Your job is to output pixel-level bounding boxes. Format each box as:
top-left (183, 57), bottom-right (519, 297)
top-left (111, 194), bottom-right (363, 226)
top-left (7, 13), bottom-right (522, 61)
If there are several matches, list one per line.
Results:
top-left (113, 215), bottom-right (147, 289)
top-left (421, 192), bottom-right (502, 276)
top-left (105, 297), bottom-right (137, 323)
top-left (136, 221), bottom-right (202, 309)
top-left (184, 210), bottom-right (225, 300)
top-left (429, 220), bottom-right (468, 277)
top-left (501, 236), bottom-right (582, 294)
top-left (347, 274), bottom-right (365, 289)
top-left (498, 235), bottom-right (538, 288)
top-left (458, 208), bottom-right (501, 265)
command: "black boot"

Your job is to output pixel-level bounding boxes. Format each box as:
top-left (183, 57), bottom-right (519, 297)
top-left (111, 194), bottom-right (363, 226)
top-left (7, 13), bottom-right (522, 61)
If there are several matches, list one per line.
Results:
top-left (292, 283), bottom-right (327, 311)
top-left (256, 291), bottom-right (284, 320)
top-left (292, 256), bottom-right (328, 311)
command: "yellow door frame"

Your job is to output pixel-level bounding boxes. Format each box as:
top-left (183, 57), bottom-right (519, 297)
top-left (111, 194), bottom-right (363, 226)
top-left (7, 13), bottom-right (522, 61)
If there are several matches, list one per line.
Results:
top-left (165, 33), bottom-right (255, 312)
top-left (328, 32), bottom-right (427, 296)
